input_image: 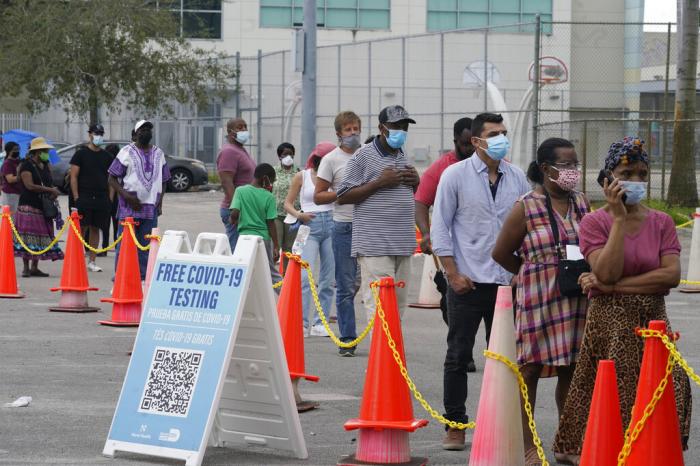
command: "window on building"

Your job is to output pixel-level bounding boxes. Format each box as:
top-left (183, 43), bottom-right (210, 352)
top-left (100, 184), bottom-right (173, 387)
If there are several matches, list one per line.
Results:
top-left (426, 0), bottom-right (552, 33)
top-left (156, 0), bottom-right (222, 39)
top-left (260, 0), bottom-right (390, 30)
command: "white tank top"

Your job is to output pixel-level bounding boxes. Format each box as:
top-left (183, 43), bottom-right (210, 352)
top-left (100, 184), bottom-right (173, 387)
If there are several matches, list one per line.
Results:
top-left (300, 169), bottom-right (333, 213)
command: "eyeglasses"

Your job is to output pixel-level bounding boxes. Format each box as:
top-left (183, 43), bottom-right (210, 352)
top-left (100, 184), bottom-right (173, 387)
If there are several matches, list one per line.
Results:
top-left (553, 162), bottom-right (581, 170)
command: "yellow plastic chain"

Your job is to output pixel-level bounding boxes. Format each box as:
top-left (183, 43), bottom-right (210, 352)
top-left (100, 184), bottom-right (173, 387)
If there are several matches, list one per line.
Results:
top-left (306, 265), bottom-right (375, 348)
top-left (483, 350), bottom-right (549, 466)
top-left (638, 329), bottom-right (700, 388)
top-left (617, 351), bottom-right (674, 466)
top-left (675, 219), bottom-right (693, 230)
top-left (127, 222), bottom-right (152, 251)
top-left (370, 283), bottom-right (476, 431)
top-left (272, 280), bottom-right (284, 289)
top-left (680, 279), bottom-right (700, 286)
top-left (4, 213), bottom-right (69, 255)
top-left (68, 218), bottom-right (123, 253)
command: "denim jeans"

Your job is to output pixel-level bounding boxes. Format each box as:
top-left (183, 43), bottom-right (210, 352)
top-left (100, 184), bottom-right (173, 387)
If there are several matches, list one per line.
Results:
top-left (114, 216), bottom-right (158, 281)
top-left (301, 211), bottom-right (335, 327)
top-left (332, 221), bottom-right (357, 341)
top-left (219, 207), bottom-right (239, 253)
top-left (443, 284), bottom-right (497, 425)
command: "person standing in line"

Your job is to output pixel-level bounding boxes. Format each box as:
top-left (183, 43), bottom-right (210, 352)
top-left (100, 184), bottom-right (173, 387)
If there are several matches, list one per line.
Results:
top-left (69, 124), bottom-right (113, 272)
top-left (108, 120), bottom-right (170, 280)
top-left (230, 163), bottom-right (283, 285)
top-left (285, 142), bottom-right (336, 337)
top-left (314, 111), bottom-right (363, 357)
top-left (336, 105), bottom-right (420, 325)
top-left (414, 117), bottom-right (474, 337)
top-left (14, 137), bottom-right (64, 276)
top-left (1, 141), bottom-right (22, 213)
top-left (431, 113), bottom-right (530, 450)
top-left (100, 143), bottom-right (120, 253)
top-left (492, 138), bottom-right (590, 465)
top-left (273, 142), bottom-right (299, 272)
top-left (217, 118), bottom-right (256, 252)
top-left (552, 137), bottom-right (691, 465)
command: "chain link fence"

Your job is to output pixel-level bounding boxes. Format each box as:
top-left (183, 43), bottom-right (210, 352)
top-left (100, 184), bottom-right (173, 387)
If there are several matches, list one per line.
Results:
top-left (2, 20), bottom-right (694, 200)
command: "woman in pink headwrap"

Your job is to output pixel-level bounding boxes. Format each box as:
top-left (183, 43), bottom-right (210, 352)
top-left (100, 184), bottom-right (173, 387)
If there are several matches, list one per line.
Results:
top-left (284, 141), bottom-right (337, 337)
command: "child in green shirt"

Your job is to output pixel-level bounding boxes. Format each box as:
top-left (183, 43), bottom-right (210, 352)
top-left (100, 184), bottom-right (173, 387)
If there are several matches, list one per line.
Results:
top-left (230, 163), bottom-right (283, 284)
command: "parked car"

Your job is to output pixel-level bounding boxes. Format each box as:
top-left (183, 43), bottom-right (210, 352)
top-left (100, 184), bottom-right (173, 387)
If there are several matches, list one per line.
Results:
top-left (52, 141), bottom-right (208, 193)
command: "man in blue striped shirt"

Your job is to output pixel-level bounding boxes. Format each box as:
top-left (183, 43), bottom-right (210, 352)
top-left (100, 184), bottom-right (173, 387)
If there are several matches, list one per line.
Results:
top-left (336, 105), bottom-right (420, 322)
top-left (431, 113), bottom-right (530, 450)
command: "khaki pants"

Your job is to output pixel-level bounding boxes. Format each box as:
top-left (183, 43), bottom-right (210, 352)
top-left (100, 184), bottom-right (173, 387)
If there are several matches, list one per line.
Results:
top-left (358, 255), bottom-right (411, 322)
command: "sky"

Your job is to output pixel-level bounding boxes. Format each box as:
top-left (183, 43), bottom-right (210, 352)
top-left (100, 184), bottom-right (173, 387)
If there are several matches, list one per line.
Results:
top-left (644, 0), bottom-right (677, 24)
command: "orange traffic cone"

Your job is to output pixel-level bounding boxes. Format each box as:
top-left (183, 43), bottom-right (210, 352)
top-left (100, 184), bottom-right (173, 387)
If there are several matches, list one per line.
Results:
top-left (625, 320), bottom-right (684, 466)
top-left (99, 217), bottom-right (143, 326)
top-left (49, 211), bottom-right (99, 312)
top-left (340, 277), bottom-right (428, 466)
top-left (414, 227), bottom-right (422, 255)
top-left (278, 253), bottom-right (285, 276)
top-left (0, 205), bottom-right (23, 298)
top-left (277, 254), bottom-right (319, 412)
top-left (580, 360), bottom-right (624, 466)
top-left (143, 227), bottom-right (161, 293)
top-left (469, 285), bottom-right (524, 466)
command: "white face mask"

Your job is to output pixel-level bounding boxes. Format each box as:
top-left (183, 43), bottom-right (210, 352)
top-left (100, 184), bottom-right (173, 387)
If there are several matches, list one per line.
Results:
top-left (281, 155), bottom-right (294, 167)
top-left (234, 130), bottom-right (249, 144)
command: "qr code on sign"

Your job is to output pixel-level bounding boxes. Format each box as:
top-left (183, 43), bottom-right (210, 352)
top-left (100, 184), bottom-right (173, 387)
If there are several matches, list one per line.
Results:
top-left (138, 347), bottom-right (204, 418)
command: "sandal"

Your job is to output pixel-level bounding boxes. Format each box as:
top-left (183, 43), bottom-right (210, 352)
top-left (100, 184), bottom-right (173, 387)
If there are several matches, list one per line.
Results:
top-left (525, 446), bottom-right (542, 466)
top-left (554, 452), bottom-right (580, 465)
top-left (30, 269), bottom-right (49, 277)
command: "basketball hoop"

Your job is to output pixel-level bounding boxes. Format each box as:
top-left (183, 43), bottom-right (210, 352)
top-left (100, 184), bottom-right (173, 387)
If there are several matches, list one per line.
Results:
top-left (528, 56), bottom-right (568, 85)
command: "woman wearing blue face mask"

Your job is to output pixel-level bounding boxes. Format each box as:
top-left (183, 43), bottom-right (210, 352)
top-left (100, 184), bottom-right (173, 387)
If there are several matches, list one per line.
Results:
top-left (553, 137), bottom-right (691, 464)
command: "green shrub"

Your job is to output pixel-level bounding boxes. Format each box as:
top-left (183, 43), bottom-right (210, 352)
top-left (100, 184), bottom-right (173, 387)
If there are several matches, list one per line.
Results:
top-left (589, 199), bottom-right (693, 226)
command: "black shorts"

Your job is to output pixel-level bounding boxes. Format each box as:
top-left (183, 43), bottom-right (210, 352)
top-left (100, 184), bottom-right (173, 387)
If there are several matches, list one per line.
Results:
top-left (76, 195), bottom-right (111, 228)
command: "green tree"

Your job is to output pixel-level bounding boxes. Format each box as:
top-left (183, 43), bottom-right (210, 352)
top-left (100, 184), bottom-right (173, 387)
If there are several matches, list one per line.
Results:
top-left (0, 0), bottom-right (236, 124)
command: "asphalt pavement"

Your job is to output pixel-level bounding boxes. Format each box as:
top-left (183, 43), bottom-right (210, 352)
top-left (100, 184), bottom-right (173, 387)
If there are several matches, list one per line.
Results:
top-left (1, 190), bottom-right (700, 465)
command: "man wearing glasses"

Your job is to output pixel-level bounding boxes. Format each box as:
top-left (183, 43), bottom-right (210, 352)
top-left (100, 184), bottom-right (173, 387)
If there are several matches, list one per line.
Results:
top-left (70, 123), bottom-right (113, 272)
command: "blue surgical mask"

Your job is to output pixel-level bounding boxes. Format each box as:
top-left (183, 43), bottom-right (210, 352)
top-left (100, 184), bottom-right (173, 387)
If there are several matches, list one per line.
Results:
top-left (235, 130), bottom-right (250, 144)
top-left (92, 135), bottom-right (104, 146)
top-left (384, 127), bottom-right (407, 149)
top-left (620, 180), bottom-right (646, 205)
top-left (479, 134), bottom-right (510, 161)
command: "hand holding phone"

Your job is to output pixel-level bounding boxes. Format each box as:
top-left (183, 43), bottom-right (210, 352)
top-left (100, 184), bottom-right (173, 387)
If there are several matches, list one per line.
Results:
top-left (597, 170), bottom-right (627, 218)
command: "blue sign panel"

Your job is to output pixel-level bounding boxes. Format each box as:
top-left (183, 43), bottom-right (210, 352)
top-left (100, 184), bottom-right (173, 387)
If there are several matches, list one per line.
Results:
top-left (106, 259), bottom-right (247, 453)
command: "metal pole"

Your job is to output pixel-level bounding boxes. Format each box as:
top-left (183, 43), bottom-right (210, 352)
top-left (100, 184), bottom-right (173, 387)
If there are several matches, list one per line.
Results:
top-left (661, 22), bottom-right (672, 201)
top-left (281, 52), bottom-right (286, 142)
top-left (582, 121), bottom-right (588, 194)
top-left (401, 37), bottom-right (406, 104)
top-left (368, 42), bottom-right (373, 126)
top-left (483, 28), bottom-right (488, 112)
top-left (257, 49), bottom-right (263, 163)
top-left (337, 45), bottom-right (342, 112)
top-left (440, 33), bottom-right (445, 152)
top-left (301, 0), bottom-right (317, 168)
top-left (532, 15), bottom-right (541, 160)
top-left (235, 52), bottom-right (241, 118)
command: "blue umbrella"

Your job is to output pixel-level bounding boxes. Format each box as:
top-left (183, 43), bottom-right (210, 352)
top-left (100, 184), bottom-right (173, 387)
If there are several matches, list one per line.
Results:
top-left (2, 129), bottom-right (60, 164)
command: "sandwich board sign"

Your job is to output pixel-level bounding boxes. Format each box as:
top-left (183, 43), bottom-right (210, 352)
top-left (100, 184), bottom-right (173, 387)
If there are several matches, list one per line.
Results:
top-left (103, 232), bottom-right (307, 465)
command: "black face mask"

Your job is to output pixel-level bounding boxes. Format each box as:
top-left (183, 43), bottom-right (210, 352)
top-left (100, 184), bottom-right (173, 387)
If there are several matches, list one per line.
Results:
top-left (137, 131), bottom-right (152, 145)
top-left (9, 152), bottom-right (19, 159)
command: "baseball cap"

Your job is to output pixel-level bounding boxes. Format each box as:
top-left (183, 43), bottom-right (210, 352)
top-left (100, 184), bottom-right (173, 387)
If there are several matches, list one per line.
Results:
top-left (134, 120), bottom-right (153, 132)
top-left (88, 123), bottom-right (104, 134)
top-left (378, 105), bottom-right (416, 125)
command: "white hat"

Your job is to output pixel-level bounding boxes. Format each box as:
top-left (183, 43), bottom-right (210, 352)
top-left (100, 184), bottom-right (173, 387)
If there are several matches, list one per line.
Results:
top-left (134, 120), bottom-right (153, 132)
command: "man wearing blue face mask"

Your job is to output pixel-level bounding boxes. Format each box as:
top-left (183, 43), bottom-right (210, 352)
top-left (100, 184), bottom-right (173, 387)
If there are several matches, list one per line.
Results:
top-left (431, 112), bottom-right (530, 450)
top-left (336, 105), bottom-right (420, 328)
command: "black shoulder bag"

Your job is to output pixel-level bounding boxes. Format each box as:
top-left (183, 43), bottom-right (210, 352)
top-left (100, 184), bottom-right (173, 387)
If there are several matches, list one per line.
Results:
top-left (28, 162), bottom-right (58, 219)
top-left (544, 193), bottom-right (589, 297)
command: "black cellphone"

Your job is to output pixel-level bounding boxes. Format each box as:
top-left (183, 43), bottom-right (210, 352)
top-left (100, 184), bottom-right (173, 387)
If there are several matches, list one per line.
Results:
top-left (596, 169), bottom-right (627, 203)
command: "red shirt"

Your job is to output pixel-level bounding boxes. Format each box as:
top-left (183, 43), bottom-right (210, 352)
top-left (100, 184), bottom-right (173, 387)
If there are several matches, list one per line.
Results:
top-left (414, 150), bottom-right (459, 206)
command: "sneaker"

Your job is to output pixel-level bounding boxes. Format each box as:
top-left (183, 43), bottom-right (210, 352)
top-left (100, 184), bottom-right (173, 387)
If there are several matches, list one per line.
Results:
top-left (87, 261), bottom-right (103, 272)
top-left (309, 323), bottom-right (329, 337)
top-left (338, 346), bottom-right (356, 357)
top-left (442, 427), bottom-right (466, 451)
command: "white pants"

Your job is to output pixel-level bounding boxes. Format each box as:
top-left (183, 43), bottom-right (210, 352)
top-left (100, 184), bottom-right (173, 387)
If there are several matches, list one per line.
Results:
top-left (358, 255), bottom-right (411, 322)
